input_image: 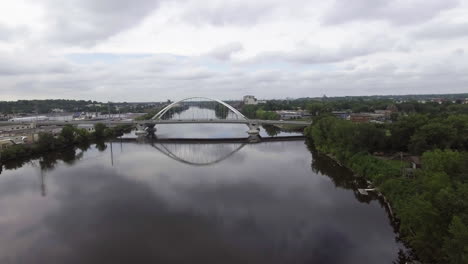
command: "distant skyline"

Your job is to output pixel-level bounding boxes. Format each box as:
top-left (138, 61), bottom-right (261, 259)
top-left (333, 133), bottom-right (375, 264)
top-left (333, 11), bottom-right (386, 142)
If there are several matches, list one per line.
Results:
top-left (1, 0), bottom-right (467, 102)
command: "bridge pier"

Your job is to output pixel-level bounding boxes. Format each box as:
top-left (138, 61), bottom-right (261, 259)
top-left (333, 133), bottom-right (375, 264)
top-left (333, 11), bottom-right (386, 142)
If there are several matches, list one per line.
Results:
top-left (135, 123), bottom-right (146, 136)
top-left (246, 122), bottom-right (261, 143)
top-left (247, 122), bottom-right (260, 135)
top-left (136, 123), bottom-right (157, 137)
top-left (247, 134), bottom-right (261, 143)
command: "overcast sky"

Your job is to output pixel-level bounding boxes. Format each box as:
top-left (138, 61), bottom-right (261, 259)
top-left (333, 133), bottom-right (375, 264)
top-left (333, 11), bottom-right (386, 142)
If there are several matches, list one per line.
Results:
top-left (0, 0), bottom-right (467, 102)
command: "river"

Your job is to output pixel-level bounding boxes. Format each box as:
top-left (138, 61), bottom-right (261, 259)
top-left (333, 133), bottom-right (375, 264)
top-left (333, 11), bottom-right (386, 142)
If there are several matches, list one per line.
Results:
top-left (0, 122), bottom-right (412, 263)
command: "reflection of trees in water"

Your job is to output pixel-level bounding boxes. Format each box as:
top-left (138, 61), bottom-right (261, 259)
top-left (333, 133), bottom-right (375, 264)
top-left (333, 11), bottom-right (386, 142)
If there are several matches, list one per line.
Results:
top-left (308, 144), bottom-right (374, 204)
top-left (1, 142), bottom-right (95, 172)
top-left (262, 124), bottom-right (304, 137)
top-left (95, 141), bottom-right (107, 152)
top-left (262, 125), bottom-right (281, 137)
top-left (307, 142), bottom-right (412, 260)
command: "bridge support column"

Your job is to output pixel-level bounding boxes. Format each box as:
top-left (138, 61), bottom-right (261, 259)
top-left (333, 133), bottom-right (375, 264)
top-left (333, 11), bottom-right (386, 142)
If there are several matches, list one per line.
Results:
top-left (247, 122), bottom-right (260, 135)
top-left (135, 123), bottom-right (147, 136)
top-left (146, 124), bottom-right (157, 138)
top-left (247, 122), bottom-right (261, 143)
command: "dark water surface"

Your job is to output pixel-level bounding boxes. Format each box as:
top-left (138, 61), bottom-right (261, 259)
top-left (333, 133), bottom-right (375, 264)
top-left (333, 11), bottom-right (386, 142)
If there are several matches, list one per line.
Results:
top-left (0, 126), bottom-right (410, 264)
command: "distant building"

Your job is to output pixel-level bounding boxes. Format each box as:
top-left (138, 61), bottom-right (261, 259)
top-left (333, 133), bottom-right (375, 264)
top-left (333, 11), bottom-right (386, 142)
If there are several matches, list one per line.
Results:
top-left (8, 116), bottom-right (48, 122)
top-left (407, 156), bottom-right (422, 169)
top-left (51, 108), bottom-right (64, 113)
top-left (350, 114), bottom-right (372, 123)
top-left (86, 104), bottom-right (102, 107)
top-left (77, 124), bottom-right (95, 133)
top-left (332, 111), bottom-right (350, 119)
top-left (374, 110), bottom-right (392, 118)
top-left (0, 139), bottom-right (15, 150)
top-left (243, 95), bottom-right (258, 105)
top-left (276, 110), bottom-right (307, 119)
top-left (0, 123), bottom-right (35, 133)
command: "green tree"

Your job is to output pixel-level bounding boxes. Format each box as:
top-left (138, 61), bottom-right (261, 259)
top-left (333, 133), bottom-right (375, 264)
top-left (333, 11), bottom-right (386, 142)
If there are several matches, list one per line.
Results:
top-left (93, 123), bottom-right (106, 138)
top-left (306, 102), bottom-right (326, 116)
top-left (36, 133), bottom-right (59, 151)
top-left (443, 216), bottom-right (468, 264)
top-left (409, 122), bottom-right (457, 154)
top-left (59, 125), bottom-right (76, 145)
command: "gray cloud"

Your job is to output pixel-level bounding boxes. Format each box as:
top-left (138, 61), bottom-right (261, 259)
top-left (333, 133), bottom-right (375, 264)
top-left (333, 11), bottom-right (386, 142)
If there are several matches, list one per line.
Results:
top-left (181, 1), bottom-right (274, 26)
top-left (207, 42), bottom-right (243, 60)
top-left (251, 35), bottom-right (398, 64)
top-left (44, 0), bottom-right (161, 46)
top-left (414, 22), bottom-right (468, 39)
top-left (322, 0), bottom-right (459, 25)
top-left (3, 50), bottom-right (467, 101)
top-left (0, 24), bottom-right (28, 41)
top-left (0, 52), bottom-right (74, 76)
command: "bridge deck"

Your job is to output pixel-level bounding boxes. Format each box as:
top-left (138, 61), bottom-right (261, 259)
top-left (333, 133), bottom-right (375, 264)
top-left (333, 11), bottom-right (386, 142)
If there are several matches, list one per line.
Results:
top-left (113, 135), bottom-right (305, 144)
top-left (0, 119), bottom-right (312, 126)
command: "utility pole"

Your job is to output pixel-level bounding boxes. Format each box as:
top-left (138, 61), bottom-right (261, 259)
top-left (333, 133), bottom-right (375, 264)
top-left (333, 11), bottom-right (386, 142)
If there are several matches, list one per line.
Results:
top-left (108, 101), bottom-right (111, 120)
top-left (110, 141), bottom-right (114, 167)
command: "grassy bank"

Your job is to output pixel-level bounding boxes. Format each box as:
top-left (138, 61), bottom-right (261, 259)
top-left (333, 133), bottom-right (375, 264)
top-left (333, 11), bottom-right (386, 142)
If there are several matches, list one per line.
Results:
top-left (305, 117), bottom-right (468, 264)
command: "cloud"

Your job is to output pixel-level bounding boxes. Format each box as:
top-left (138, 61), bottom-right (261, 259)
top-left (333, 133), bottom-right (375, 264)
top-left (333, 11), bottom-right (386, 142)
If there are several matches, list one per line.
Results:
top-left (0, 24), bottom-right (28, 41)
top-left (0, 52), bottom-right (74, 76)
top-left (207, 42), bottom-right (243, 60)
top-left (251, 35), bottom-right (398, 64)
top-left (180, 0), bottom-right (275, 26)
top-left (44, 0), bottom-right (162, 46)
top-left (322, 0), bottom-right (459, 25)
top-left (0, 0), bottom-right (467, 100)
top-left (413, 22), bottom-right (468, 39)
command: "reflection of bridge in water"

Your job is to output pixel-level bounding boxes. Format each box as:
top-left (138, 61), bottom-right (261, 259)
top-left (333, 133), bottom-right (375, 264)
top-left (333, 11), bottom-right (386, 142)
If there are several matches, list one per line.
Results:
top-left (21, 136), bottom-right (304, 196)
top-left (152, 143), bottom-right (246, 166)
top-left (118, 136), bottom-right (305, 166)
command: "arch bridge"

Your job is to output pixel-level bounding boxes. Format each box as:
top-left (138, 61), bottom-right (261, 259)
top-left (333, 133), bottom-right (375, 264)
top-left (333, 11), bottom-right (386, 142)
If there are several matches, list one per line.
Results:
top-left (135, 97), bottom-right (311, 137)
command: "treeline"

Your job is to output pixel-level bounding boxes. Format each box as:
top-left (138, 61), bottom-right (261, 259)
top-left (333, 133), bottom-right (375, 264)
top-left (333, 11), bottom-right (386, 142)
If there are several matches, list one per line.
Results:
top-left (0, 124), bottom-right (132, 162)
top-left (241, 105), bottom-right (280, 120)
top-left (0, 99), bottom-right (163, 115)
top-left (309, 114), bottom-right (468, 155)
top-left (0, 99), bottom-right (102, 114)
top-left (307, 99), bottom-right (468, 116)
top-left (305, 114), bottom-right (468, 263)
top-left (240, 98), bottom-right (468, 121)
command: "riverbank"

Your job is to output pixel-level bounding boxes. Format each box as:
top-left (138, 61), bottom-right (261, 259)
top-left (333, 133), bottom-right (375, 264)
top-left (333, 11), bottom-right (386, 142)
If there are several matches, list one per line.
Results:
top-left (0, 124), bottom-right (132, 163)
top-left (304, 117), bottom-right (468, 264)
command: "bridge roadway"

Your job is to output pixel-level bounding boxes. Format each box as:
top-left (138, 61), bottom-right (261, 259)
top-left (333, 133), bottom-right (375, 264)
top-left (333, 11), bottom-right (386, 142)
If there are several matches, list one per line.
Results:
top-left (0, 119), bottom-right (312, 127)
top-left (113, 135), bottom-right (306, 144)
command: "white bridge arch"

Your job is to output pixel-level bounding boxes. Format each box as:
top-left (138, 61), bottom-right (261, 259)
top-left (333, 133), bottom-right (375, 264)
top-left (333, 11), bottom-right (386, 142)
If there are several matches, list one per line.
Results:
top-left (151, 97), bottom-right (247, 120)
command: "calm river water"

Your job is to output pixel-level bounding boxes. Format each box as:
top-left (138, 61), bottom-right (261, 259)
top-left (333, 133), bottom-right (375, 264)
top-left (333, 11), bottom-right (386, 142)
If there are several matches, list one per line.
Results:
top-left (0, 123), bottom-right (411, 263)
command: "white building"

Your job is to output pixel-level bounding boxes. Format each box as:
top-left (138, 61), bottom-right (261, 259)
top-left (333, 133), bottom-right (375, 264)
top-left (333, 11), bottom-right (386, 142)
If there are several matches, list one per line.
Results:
top-left (0, 139), bottom-right (17, 150)
top-left (276, 111), bottom-right (303, 119)
top-left (243, 95), bottom-right (258, 105)
top-left (0, 123), bottom-right (35, 133)
top-left (77, 124), bottom-right (95, 133)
